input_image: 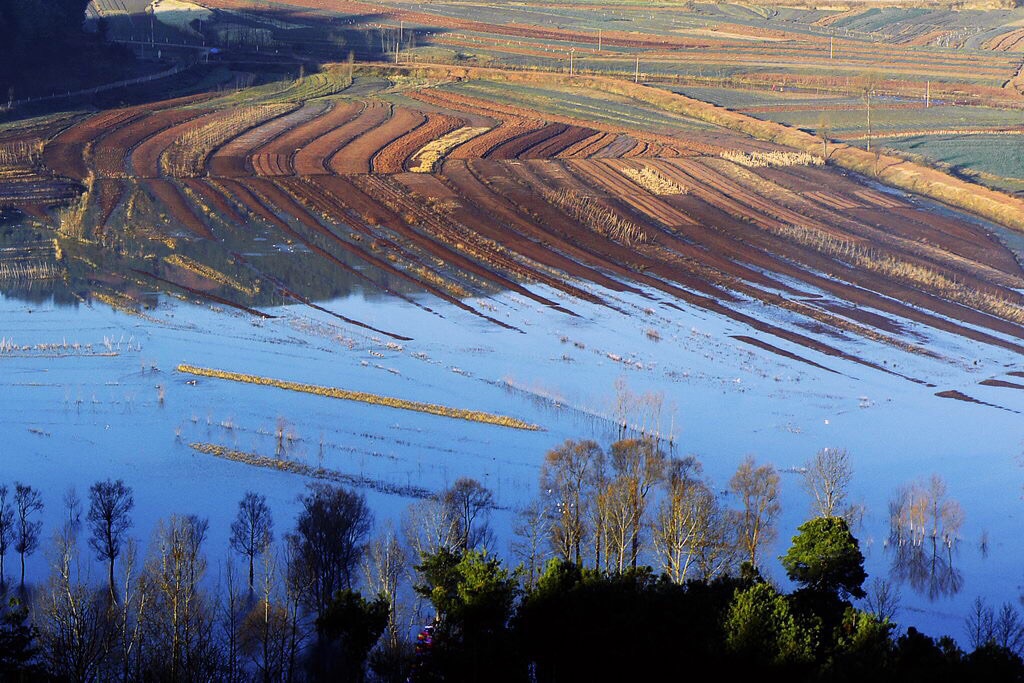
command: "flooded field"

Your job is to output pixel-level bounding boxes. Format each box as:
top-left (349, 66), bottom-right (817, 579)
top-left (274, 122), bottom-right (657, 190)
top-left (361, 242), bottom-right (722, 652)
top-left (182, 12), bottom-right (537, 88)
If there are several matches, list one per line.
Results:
top-left (4, 227), bottom-right (1024, 642)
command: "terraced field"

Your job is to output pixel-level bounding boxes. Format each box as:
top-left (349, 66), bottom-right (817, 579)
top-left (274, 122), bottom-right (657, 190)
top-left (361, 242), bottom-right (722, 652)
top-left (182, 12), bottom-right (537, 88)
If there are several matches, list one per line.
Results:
top-left (4, 62), bottom-right (1024, 386)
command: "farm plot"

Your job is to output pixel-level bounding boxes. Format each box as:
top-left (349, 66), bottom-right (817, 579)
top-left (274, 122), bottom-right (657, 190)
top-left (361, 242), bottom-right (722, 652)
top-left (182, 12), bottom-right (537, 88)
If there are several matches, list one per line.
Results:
top-left (16, 64), bottom-right (1024, 379)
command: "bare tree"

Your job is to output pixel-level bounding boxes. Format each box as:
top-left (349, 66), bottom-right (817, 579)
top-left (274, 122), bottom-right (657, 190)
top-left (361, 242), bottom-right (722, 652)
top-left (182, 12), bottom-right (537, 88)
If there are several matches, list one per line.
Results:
top-left (729, 456), bottom-right (781, 568)
top-left (143, 514), bottom-right (219, 681)
top-left (863, 577), bottom-right (900, 623)
top-left (402, 497), bottom-right (460, 560)
top-left (14, 482), bottom-right (43, 589)
top-left (967, 597), bottom-right (996, 650)
top-left (802, 447), bottom-right (853, 519)
top-left (116, 539), bottom-right (149, 682)
top-left (36, 517), bottom-right (114, 681)
top-left (238, 548), bottom-right (304, 682)
top-left (601, 476), bottom-right (637, 573)
top-left (610, 438), bottom-right (667, 569)
top-left (0, 485), bottom-right (13, 588)
top-left (888, 474), bottom-right (964, 549)
top-left (652, 456), bottom-right (712, 583)
top-left (287, 483), bottom-right (373, 618)
top-left (441, 478), bottom-right (494, 552)
top-left (540, 439), bottom-right (603, 565)
top-left (510, 498), bottom-right (551, 590)
top-left (229, 491), bottom-right (274, 592)
top-left (87, 479), bottom-right (135, 602)
top-left (362, 523), bottom-right (407, 651)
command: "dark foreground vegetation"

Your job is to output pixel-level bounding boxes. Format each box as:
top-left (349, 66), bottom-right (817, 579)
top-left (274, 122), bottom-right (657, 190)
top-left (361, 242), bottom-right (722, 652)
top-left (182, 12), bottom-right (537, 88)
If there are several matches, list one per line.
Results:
top-left (0, 438), bottom-right (1022, 682)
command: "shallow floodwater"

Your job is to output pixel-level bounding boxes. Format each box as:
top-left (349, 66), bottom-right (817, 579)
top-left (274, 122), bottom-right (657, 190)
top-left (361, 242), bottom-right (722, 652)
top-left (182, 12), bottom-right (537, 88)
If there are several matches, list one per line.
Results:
top-left (3, 242), bottom-right (1024, 644)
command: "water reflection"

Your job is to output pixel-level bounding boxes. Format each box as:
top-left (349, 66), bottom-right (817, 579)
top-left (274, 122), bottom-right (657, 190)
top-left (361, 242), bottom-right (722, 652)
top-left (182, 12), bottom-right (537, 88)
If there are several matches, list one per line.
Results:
top-left (887, 535), bottom-right (964, 601)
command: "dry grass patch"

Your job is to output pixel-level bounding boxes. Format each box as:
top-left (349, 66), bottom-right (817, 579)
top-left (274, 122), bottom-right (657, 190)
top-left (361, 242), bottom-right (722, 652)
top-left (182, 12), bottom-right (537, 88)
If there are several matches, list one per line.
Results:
top-left (543, 188), bottom-right (649, 246)
top-left (620, 165), bottom-right (687, 195)
top-left (177, 364), bottom-right (541, 430)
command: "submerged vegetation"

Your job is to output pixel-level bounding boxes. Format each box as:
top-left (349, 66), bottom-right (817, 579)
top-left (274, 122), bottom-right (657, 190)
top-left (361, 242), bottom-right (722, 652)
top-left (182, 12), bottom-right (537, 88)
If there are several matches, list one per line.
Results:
top-left (176, 364), bottom-right (542, 431)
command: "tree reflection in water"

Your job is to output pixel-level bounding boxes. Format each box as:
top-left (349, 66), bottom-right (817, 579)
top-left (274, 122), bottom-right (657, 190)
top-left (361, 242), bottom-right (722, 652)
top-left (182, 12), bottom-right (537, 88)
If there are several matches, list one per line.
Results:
top-left (886, 475), bottom-right (965, 601)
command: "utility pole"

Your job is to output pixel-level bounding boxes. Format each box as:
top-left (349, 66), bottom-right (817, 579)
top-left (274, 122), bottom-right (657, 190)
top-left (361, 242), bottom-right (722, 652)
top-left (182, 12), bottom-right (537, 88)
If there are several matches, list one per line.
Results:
top-left (634, 54), bottom-right (639, 83)
top-left (598, 29), bottom-right (602, 52)
top-left (926, 80), bottom-right (930, 107)
top-left (570, 47), bottom-right (575, 76)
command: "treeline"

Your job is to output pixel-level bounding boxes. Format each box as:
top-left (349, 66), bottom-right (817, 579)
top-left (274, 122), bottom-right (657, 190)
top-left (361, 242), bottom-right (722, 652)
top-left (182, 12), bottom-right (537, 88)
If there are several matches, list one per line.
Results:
top-left (1, 439), bottom-right (1023, 681)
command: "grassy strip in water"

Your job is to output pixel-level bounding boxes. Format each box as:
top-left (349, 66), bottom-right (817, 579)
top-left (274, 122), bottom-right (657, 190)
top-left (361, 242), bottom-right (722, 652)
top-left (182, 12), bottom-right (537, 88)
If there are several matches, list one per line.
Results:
top-left (188, 442), bottom-right (433, 498)
top-left (177, 364), bottom-right (542, 431)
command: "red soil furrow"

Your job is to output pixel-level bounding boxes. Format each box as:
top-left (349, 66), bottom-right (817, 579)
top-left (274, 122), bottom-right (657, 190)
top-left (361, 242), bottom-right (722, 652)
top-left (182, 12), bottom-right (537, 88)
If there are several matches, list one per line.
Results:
top-left (182, 179), bottom-right (249, 226)
top-left (93, 108), bottom-right (208, 178)
top-left (290, 101), bottom-right (366, 175)
top-left (439, 161), bottom-right (641, 294)
top-left (299, 174), bottom-right (405, 230)
top-left (593, 135), bottom-right (638, 158)
top-left (699, 160), bottom-right (1024, 288)
top-left (219, 177), bottom-right (421, 305)
top-left (330, 106), bottom-right (425, 175)
top-left (308, 101), bottom-right (391, 174)
top-left (209, 178), bottom-right (284, 226)
top-left (42, 109), bottom-right (142, 181)
top-left (246, 100), bottom-right (332, 177)
top-left (261, 101), bottom-right (357, 155)
top-left (351, 173), bottom-right (584, 311)
top-left (659, 161), bottom-right (1024, 350)
top-left (571, 159), bottom-right (695, 228)
top-left (130, 108), bottom-right (226, 179)
top-left (206, 103), bottom-right (305, 177)
top-left (489, 161), bottom-right (894, 366)
top-left (521, 125), bottom-right (596, 160)
top-left (763, 165), bottom-right (1024, 278)
top-left (142, 179), bottom-right (214, 239)
top-left (479, 158), bottom-right (735, 302)
top-left (556, 131), bottom-right (610, 159)
top-left (450, 120), bottom-right (538, 159)
top-left (378, 113), bottom-right (463, 173)
top-left (272, 176), bottom-right (521, 327)
top-left (623, 141), bottom-right (649, 159)
top-left (486, 123), bottom-right (565, 160)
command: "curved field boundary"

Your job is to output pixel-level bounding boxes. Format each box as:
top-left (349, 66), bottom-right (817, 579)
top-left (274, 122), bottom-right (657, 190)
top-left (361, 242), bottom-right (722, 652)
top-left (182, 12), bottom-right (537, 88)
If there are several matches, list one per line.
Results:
top-left (409, 126), bottom-right (490, 173)
top-left (521, 125), bottom-right (597, 160)
top-left (255, 100), bottom-right (355, 175)
top-left (406, 87), bottom-right (720, 157)
top-left (390, 63), bottom-right (1024, 233)
top-left (330, 106), bottom-right (424, 174)
top-left (288, 102), bottom-right (366, 175)
top-left (130, 107), bottom-right (230, 178)
top-left (176, 364), bottom-right (542, 431)
top-left (487, 123), bottom-right (566, 160)
top-left (93, 108), bottom-right (212, 178)
top-left (312, 101), bottom-right (390, 173)
top-left (437, 160), bottom-right (637, 295)
top-left (556, 131), bottom-right (613, 159)
top-left (572, 159), bottom-right (696, 228)
top-left (205, 103), bottom-right (305, 177)
top-left (449, 119), bottom-right (543, 160)
top-left (142, 179), bottom-right (214, 239)
top-left (374, 112), bottom-right (463, 173)
top-left (42, 109), bottom-right (143, 181)
top-left (246, 100), bottom-right (332, 176)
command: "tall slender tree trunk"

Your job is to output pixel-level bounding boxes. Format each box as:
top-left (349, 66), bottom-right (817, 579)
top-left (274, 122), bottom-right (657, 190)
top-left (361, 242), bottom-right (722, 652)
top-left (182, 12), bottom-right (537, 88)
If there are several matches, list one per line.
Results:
top-left (109, 557), bottom-right (116, 603)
